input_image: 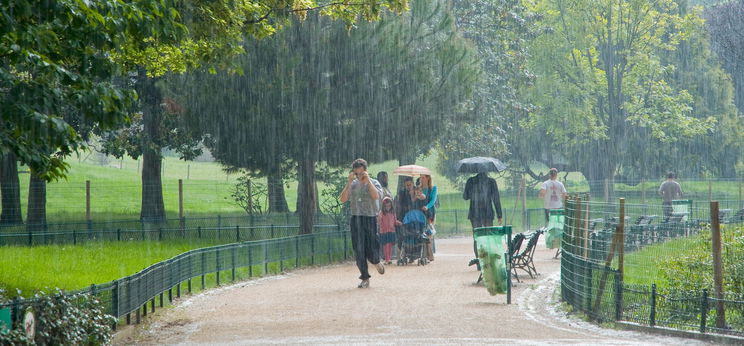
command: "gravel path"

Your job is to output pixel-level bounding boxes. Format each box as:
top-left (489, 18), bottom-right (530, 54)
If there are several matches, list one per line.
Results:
top-left (117, 237), bottom-right (710, 345)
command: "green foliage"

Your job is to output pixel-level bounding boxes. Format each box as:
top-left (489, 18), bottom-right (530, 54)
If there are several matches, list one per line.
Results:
top-left (0, 0), bottom-right (176, 180)
top-left (437, 0), bottom-right (540, 184)
top-left (658, 225), bottom-right (744, 295)
top-left (229, 174), bottom-right (268, 215)
top-left (515, 0), bottom-right (716, 185)
top-left (0, 291), bottom-right (115, 346)
top-left (318, 166), bottom-right (349, 225)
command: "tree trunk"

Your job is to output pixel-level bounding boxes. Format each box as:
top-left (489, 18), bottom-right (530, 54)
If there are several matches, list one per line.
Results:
top-left (141, 148), bottom-right (165, 222)
top-left (26, 171), bottom-right (46, 232)
top-left (0, 153), bottom-right (23, 225)
top-left (268, 173), bottom-right (290, 213)
top-left (297, 159), bottom-right (316, 235)
top-left (137, 71), bottom-right (166, 223)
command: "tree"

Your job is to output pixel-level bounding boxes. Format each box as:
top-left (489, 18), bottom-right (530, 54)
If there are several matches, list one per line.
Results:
top-left (705, 0), bottom-right (744, 117)
top-left (516, 0), bottom-right (714, 195)
top-left (175, 0), bottom-right (478, 233)
top-left (97, 0), bottom-right (410, 223)
top-left (0, 0), bottom-right (191, 227)
top-left (435, 0), bottom-right (539, 186)
top-left (0, 153), bottom-right (22, 225)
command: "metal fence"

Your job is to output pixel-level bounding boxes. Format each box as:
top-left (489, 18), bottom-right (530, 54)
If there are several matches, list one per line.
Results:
top-left (560, 196), bottom-right (744, 338)
top-left (0, 208), bottom-right (550, 247)
top-left (0, 228), bottom-right (352, 330)
top-left (0, 214), bottom-right (341, 246)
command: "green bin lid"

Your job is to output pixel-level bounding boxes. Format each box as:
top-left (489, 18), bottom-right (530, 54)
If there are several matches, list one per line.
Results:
top-left (473, 226), bottom-right (512, 238)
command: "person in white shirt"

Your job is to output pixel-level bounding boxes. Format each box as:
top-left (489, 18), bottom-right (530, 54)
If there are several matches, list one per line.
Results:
top-left (538, 168), bottom-right (568, 224)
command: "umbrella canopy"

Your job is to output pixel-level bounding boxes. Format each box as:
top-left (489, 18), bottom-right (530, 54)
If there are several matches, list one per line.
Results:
top-left (455, 157), bottom-right (507, 173)
top-left (393, 165), bottom-right (432, 177)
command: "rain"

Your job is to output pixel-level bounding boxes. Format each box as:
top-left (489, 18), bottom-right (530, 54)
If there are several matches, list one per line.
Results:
top-left (1, 0), bottom-right (743, 344)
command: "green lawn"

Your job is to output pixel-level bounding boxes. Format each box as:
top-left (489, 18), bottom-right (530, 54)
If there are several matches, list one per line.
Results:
top-left (0, 239), bottom-right (226, 296)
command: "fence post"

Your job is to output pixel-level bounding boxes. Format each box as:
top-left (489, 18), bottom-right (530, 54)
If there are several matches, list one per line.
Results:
top-left (709, 201), bottom-right (726, 329)
top-left (198, 226), bottom-right (201, 239)
top-left (73, 229), bottom-right (77, 245)
top-left (617, 198), bottom-right (625, 320)
top-left (179, 179), bottom-right (185, 235)
top-left (111, 280), bottom-right (119, 330)
top-left (264, 242), bottom-right (269, 274)
top-left (650, 284), bottom-right (657, 327)
top-left (614, 270), bottom-right (623, 321)
top-left (618, 198), bottom-right (625, 279)
top-left (295, 236), bottom-right (300, 268)
top-left (201, 252), bottom-right (206, 290)
top-left (700, 289), bottom-right (709, 333)
top-left (86, 180), bottom-right (92, 238)
top-left (216, 249), bottom-right (221, 286)
top-left (271, 224), bottom-right (275, 238)
top-left (217, 215), bottom-right (222, 230)
top-left (248, 245), bottom-right (253, 278)
top-left (117, 228), bottom-right (121, 241)
top-left (343, 226), bottom-right (348, 260)
top-left (231, 247), bottom-right (236, 281)
top-left (158, 228), bottom-right (162, 241)
top-left (454, 210), bottom-right (459, 234)
top-left (236, 225), bottom-right (240, 243)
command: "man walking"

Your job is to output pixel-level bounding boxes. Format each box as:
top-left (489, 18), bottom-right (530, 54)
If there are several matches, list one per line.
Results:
top-left (659, 172), bottom-right (683, 222)
top-left (538, 168), bottom-right (568, 224)
top-left (340, 158), bottom-right (385, 288)
top-left (463, 172), bottom-right (502, 268)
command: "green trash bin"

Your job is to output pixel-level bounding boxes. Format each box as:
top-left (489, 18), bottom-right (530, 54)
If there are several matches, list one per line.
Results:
top-left (544, 209), bottom-right (565, 249)
top-left (474, 226), bottom-right (512, 296)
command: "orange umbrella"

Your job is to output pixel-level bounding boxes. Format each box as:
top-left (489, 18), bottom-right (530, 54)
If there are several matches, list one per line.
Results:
top-left (393, 165), bottom-right (432, 177)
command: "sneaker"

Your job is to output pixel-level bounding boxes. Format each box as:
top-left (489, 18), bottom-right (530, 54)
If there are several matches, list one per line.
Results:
top-left (375, 262), bottom-right (385, 275)
top-left (358, 279), bottom-right (369, 288)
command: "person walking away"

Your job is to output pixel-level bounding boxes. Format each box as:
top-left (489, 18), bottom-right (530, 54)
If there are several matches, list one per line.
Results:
top-left (659, 172), bottom-right (682, 222)
top-left (378, 197), bottom-right (401, 264)
top-left (339, 159), bottom-right (385, 288)
top-left (538, 168), bottom-right (568, 224)
top-left (419, 174), bottom-right (438, 261)
top-left (463, 172), bottom-right (502, 269)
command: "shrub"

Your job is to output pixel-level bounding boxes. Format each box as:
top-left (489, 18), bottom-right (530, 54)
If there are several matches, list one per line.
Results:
top-left (0, 290), bottom-right (115, 345)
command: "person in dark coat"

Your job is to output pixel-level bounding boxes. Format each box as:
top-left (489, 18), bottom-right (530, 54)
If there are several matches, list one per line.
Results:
top-left (463, 172), bottom-right (503, 268)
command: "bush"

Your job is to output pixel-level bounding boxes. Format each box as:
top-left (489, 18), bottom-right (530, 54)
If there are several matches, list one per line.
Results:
top-left (660, 225), bottom-right (744, 295)
top-left (0, 290), bottom-right (116, 345)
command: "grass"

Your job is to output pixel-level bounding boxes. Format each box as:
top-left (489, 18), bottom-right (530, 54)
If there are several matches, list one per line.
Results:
top-left (0, 233), bottom-right (352, 299)
top-left (0, 239), bottom-right (227, 296)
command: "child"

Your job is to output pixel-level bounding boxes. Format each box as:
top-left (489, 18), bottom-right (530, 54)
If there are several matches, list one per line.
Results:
top-left (377, 197), bottom-right (401, 264)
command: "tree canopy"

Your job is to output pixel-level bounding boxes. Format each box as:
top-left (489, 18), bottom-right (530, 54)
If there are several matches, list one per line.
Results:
top-left (173, 0), bottom-right (478, 232)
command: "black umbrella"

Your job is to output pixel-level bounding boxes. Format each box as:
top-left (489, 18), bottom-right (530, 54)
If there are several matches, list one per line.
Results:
top-left (455, 157), bottom-right (508, 173)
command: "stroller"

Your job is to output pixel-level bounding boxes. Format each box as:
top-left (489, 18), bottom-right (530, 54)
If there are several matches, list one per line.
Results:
top-left (397, 208), bottom-right (429, 266)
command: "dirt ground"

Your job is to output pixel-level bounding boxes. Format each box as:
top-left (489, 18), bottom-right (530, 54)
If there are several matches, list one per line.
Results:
top-left (116, 237), bottom-right (710, 345)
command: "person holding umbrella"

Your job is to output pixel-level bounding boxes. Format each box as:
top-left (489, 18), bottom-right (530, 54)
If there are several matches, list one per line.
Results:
top-left (340, 158), bottom-right (385, 288)
top-left (457, 157), bottom-right (505, 269)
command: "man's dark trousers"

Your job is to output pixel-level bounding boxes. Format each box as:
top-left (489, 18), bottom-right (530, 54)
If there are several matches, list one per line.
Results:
top-left (351, 215), bottom-right (381, 280)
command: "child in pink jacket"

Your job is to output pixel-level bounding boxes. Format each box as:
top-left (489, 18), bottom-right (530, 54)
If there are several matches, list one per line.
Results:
top-left (378, 197), bottom-right (401, 264)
